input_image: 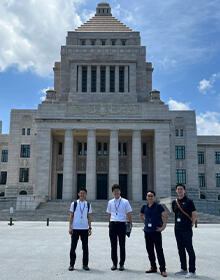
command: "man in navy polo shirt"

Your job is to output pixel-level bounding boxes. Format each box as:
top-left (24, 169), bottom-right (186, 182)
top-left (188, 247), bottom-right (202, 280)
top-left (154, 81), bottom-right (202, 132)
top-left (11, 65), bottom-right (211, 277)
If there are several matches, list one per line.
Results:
top-left (140, 191), bottom-right (168, 277)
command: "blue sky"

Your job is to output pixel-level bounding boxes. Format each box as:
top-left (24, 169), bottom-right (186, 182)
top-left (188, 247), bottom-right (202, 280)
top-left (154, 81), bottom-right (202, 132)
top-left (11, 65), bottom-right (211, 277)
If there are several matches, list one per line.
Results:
top-left (0, 0), bottom-right (220, 134)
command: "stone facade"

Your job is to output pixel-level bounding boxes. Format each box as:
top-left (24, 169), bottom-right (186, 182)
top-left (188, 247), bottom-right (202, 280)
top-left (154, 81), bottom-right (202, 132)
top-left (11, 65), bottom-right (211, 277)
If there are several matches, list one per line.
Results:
top-left (0, 3), bottom-right (220, 210)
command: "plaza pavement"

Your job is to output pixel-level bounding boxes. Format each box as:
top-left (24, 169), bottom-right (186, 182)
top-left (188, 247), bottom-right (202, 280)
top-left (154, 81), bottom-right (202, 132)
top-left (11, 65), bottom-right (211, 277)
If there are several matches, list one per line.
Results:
top-left (0, 222), bottom-right (219, 280)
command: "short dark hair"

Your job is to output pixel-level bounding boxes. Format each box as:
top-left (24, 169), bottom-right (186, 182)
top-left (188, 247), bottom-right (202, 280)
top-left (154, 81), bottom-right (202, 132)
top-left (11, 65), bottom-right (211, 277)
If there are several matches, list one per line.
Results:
top-left (147, 190), bottom-right (156, 196)
top-left (176, 183), bottom-right (185, 190)
top-left (78, 188), bottom-right (87, 193)
top-left (112, 184), bottom-right (121, 192)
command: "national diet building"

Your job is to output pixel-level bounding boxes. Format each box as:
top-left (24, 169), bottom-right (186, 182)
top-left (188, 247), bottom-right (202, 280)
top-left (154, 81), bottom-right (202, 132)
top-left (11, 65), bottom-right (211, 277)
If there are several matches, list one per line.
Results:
top-left (1, 3), bottom-right (220, 211)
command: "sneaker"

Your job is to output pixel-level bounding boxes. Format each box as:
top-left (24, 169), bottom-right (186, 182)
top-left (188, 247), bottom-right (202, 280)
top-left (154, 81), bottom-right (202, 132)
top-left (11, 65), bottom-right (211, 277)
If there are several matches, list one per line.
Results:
top-left (119, 265), bottom-right (125, 271)
top-left (185, 272), bottom-right (196, 278)
top-left (145, 268), bottom-right (157, 273)
top-left (83, 265), bottom-right (90, 271)
top-left (68, 265), bottom-right (74, 271)
top-left (111, 265), bottom-right (117, 271)
top-left (161, 271), bottom-right (167, 277)
top-left (175, 269), bottom-right (187, 275)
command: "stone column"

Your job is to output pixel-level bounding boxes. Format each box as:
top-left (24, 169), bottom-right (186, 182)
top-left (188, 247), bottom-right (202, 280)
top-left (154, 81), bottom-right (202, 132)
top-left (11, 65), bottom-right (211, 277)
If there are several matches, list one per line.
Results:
top-left (124, 65), bottom-right (128, 93)
top-left (154, 128), bottom-right (171, 198)
top-left (78, 65), bottom-right (82, 92)
top-left (106, 65), bottom-right (110, 93)
top-left (97, 65), bottom-right (100, 93)
top-left (115, 65), bottom-right (119, 93)
top-left (87, 65), bottom-right (91, 93)
top-left (109, 130), bottom-right (119, 198)
top-left (129, 63), bottom-right (136, 93)
top-left (63, 129), bottom-right (74, 200)
top-left (132, 130), bottom-right (142, 201)
top-left (86, 130), bottom-right (96, 200)
top-left (34, 127), bottom-right (52, 199)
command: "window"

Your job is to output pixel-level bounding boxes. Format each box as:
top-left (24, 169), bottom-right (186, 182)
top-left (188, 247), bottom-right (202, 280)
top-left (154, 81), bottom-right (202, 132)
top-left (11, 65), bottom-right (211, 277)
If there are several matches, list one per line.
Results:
top-left (58, 143), bottom-right (63, 155)
top-left (175, 129), bottom-right (179, 137)
top-left (110, 67), bottom-right (115, 92)
top-left (82, 67), bottom-right (87, 92)
top-left (1, 150), bottom-right (8, 162)
top-left (27, 128), bottom-right (31, 135)
top-left (0, 171), bottom-right (7, 184)
top-left (123, 143), bottom-right (127, 156)
top-left (19, 168), bottom-right (29, 183)
top-left (91, 40), bottom-right (96, 45)
top-left (19, 190), bottom-right (27, 195)
top-left (20, 145), bottom-right (30, 158)
top-left (143, 143), bottom-right (147, 156)
top-left (180, 129), bottom-right (184, 137)
top-left (199, 173), bottom-right (205, 188)
top-left (216, 174), bottom-right (220, 187)
top-left (78, 143), bottom-right (83, 155)
top-left (103, 143), bottom-right (108, 155)
top-left (121, 40), bottom-right (126, 46)
top-left (100, 67), bottom-right (106, 92)
top-left (119, 67), bottom-right (124, 92)
top-left (101, 40), bottom-right (106, 46)
top-left (22, 128), bottom-right (25, 135)
top-left (81, 40), bottom-right (85, 45)
top-left (176, 169), bottom-right (186, 184)
top-left (200, 193), bottom-right (206, 199)
top-left (97, 143), bottom-right (102, 155)
top-left (175, 146), bottom-right (185, 159)
top-left (91, 68), bottom-right (97, 92)
top-left (118, 142), bottom-right (121, 156)
top-left (84, 143), bottom-right (87, 155)
top-left (215, 152), bottom-right (220, 164)
top-left (198, 151), bottom-right (204, 164)
top-left (111, 40), bottom-right (116, 46)
top-left (218, 194), bottom-right (220, 200)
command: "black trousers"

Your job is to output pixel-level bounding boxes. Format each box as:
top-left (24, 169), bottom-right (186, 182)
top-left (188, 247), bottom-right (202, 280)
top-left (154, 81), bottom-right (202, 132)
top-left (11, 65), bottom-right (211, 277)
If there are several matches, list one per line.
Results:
top-left (70, 229), bottom-right (88, 266)
top-left (109, 222), bottom-right (126, 266)
top-left (144, 231), bottom-right (166, 272)
top-left (175, 230), bottom-right (196, 273)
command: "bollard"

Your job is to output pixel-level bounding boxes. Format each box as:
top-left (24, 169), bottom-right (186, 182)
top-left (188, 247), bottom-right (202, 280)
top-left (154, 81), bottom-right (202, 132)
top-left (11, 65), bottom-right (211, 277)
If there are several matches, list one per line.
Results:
top-left (8, 217), bottom-right (14, 226)
top-left (195, 220), bottom-right (198, 228)
top-left (47, 218), bottom-right (49, 226)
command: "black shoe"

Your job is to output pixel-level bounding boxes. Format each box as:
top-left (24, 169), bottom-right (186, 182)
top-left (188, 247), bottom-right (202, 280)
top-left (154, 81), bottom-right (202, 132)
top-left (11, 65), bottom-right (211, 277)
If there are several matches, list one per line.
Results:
top-left (83, 265), bottom-right (90, 271)
top-left (111, 265), bottom-right (117, 271)
top-left (145, 267), bottom-right (157, 273)
top-left (68, 265), bottom-right (74, 271)
top-left (119, 265), bottom-right (125, 271)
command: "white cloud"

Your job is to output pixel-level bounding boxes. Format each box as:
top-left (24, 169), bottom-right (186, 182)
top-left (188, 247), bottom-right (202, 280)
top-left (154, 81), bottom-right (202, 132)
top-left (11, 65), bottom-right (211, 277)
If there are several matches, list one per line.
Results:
top-left (197, 112), bottom-right (220, 135)
top-left (198, 73), bottom-right (220, 94)
top-left (168, 99), bottom-right (190, 110)
top-left (0, 0), bottom-right (83, 77)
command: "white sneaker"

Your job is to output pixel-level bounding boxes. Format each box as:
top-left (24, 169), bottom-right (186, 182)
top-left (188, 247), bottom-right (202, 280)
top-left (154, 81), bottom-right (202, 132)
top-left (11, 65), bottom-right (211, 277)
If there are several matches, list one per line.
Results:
top-left (175, 269), bottom-right (187, 275)
top-left (185, 272), bottom-right (197, 278)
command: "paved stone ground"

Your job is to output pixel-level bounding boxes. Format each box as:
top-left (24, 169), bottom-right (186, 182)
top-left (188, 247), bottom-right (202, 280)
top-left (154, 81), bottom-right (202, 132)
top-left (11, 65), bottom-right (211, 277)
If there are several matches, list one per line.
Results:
top-left (0, 222), bottom-right (219, 280)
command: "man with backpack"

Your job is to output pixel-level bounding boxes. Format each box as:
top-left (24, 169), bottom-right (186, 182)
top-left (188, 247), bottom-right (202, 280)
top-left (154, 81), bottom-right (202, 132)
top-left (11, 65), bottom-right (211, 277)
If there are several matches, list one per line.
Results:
top-left (68, 187), bottom-right (92, 271)
top-left (140, 190), bottom-right (168, 277)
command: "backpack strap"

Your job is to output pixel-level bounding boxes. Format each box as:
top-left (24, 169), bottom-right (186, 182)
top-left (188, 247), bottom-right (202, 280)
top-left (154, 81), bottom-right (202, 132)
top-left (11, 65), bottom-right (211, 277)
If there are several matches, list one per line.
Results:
top-left (73, 201), bottom-right (77, 212)
top-left (87, 202), bottom-right (90, 213)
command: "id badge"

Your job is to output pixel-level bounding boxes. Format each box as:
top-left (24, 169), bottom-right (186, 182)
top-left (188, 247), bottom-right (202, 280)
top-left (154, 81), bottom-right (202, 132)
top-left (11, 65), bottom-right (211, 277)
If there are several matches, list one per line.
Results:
top-left (148, 223), bottom-right (152, 227)
top-left (177, 218), bottom-right (181, 222)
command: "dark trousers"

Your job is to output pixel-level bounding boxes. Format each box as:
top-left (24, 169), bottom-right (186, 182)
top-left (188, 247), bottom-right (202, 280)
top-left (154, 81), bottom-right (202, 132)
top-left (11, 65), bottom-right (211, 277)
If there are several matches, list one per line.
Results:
top-left (175, 230), bottom-right (196, 273)
top-left (144, 231), bottom-right (166, 272)
top-left (70, 229), bottom-right (88, 266)
top-left (109, 222), bottom-right (126, 266)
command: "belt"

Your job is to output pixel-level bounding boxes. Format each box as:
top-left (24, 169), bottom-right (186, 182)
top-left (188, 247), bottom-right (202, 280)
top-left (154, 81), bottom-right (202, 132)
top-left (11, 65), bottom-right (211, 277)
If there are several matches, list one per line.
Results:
top-left (110, 221), bottom-right (126, 224)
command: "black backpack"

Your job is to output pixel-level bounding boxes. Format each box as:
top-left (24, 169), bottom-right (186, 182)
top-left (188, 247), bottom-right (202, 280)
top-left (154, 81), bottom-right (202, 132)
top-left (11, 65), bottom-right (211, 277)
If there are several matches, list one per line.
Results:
top-left (73, 201), bottom-right (91, 213)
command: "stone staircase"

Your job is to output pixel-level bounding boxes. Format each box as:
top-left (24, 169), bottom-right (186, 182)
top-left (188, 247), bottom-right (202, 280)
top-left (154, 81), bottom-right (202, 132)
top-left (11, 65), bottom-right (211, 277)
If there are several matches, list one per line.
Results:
top-left (1, 200), bottom-right (220, 223)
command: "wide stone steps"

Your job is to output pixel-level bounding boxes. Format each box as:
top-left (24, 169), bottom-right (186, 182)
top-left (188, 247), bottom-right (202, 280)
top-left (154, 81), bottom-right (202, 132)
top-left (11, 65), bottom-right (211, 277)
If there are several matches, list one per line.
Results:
top-left (1, 200), bottom-right (220, 223)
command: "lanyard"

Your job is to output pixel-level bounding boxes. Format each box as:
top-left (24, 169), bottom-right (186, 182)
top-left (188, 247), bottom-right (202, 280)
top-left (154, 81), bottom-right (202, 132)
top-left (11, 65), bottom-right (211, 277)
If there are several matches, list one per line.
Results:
top-left (114, 198), bottom-right (122, 215)
top-left (79, 201), bottom-right (86, 218)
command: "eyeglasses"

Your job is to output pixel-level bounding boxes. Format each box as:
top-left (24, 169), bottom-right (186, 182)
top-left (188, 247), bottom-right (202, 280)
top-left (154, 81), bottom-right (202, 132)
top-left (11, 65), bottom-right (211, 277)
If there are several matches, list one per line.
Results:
top-left (147, 195), bottom-right (154, 197)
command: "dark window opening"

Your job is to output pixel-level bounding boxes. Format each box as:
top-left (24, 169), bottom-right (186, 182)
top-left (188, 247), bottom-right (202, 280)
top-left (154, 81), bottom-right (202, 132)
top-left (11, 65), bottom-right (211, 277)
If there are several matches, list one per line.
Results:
top-left (97, 142), bottom-right (102, 155)
top-left (110, 67), bottom-right (115, 92)
top-left (0, 171), bottom-right (7, 185)
top-left (19, 190), bottom-right (27, 195)
top-left (103, 143), bottom-right (108, 155)
top-left (143, 143), bottom-right (147, 156)
top-left (22, 128), bottom-right (25, 135)
top-left (20, 145), bottom-right (30, 158)
top-left (1, 150), bottom-right (8, 162)
top-left (82, 67), bottom-right (87, 92)
top-left (119, 67), bottom-right (124, 92)
top-left (78, 143), bottom-right (83, 155)
top-left (100, 68), bottom-right (106, 92)
top-left (19, 168), bottom-right (29, 183)
top-left (58, 143), bottom-right (63, 155)
top-left (91, 68), bottom-right (97, 92)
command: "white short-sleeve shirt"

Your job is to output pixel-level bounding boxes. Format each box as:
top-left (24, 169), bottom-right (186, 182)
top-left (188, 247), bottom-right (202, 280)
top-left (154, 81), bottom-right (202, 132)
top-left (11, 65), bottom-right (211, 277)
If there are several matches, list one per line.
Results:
top-left (106, 197), bottom-right (132, 222)
top-left (70, 200), bottom-right (92, 230)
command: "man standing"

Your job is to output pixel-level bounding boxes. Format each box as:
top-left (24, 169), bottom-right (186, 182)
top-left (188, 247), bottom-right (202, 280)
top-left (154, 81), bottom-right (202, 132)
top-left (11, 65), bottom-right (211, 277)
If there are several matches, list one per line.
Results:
top-left (106, 184), bottom-right (132, 271)
top-left (172, 184), bottom-right (197, 279)
top-left (140, 191), bottom-right (167, 277)
top-left (68, 188), bottom-right (92, 271)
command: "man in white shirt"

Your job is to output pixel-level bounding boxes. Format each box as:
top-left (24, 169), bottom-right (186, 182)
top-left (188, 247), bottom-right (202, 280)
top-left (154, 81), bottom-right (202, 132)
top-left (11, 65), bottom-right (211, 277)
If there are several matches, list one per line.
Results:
top-left (106, 184), bottom-right (133, 271)
top-left (69, 188), bottom-right (92, 271)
